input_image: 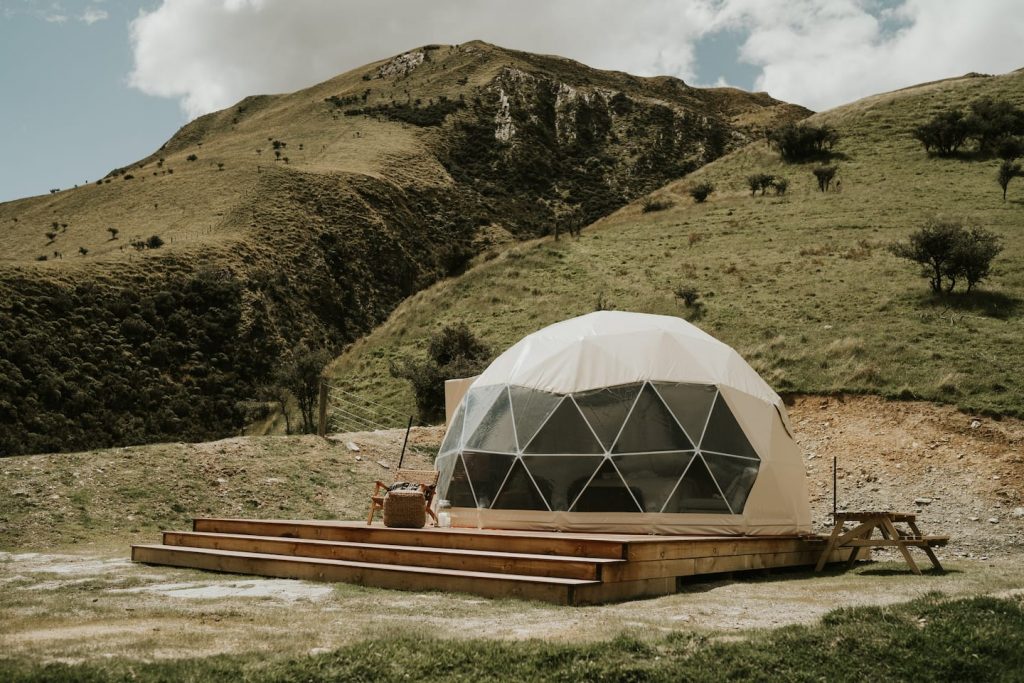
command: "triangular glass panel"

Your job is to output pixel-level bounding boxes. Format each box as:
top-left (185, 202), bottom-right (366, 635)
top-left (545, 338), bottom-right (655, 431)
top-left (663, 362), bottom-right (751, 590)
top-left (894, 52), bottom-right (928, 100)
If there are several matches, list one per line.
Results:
top-left (491, 458), bottom-right (549, 511)
top-left (704, 453), bottom-right (759, 514)
top-left (570, 459), bottom-right (642, 513)
top-left (612, 383), bottom-right (693, 453)
top-left (445, 453), bottom-right (477, 508)
top-left (461, 452), bottom-right (515, 509)
top-left (465, 387), bottom-right (517, 453)
top-left (522, 455), bottom-right (604, 511)
top-left (612, 451), bottom-right (695, 513)
top-left (653, 382), bottom-right (718, 446)
top-left (523, 396), bottom-right (604, 454)
top-left (663, 454), bottom-right (731, 513)
top-left (699, 394), bottom-right (759, 460)
top-left (438, 403), bottom-right (466, 455)
top-left (573, 383), bottom-right (642, 451)
top-left (508, 386), bottom-right (563, 450)
top-left (460, 385), bottom-right (505, 451)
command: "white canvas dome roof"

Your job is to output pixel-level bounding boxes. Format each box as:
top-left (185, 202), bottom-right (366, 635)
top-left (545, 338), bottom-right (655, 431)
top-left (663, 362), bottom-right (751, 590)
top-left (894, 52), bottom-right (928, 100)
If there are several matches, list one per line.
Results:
top-left (475, 311), bottom-right (783, 406)
top-left (436, 311), bottom-right (811, 536)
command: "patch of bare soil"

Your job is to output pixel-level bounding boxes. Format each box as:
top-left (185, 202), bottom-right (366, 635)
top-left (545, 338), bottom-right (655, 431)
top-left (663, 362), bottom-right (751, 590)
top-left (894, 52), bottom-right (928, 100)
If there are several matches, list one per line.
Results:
top-left (791, 394), bottom-right (1024, 558)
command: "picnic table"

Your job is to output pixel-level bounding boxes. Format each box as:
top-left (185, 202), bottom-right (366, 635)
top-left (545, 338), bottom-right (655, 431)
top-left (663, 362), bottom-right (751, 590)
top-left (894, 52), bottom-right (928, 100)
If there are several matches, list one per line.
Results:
top-left (814, 511), bottom-right (949, 575)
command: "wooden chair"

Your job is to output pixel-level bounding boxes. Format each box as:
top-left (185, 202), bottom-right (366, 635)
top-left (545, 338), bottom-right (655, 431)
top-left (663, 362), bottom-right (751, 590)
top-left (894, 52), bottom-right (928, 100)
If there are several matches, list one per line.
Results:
top-left (367, 468), bottom-right (439, 526)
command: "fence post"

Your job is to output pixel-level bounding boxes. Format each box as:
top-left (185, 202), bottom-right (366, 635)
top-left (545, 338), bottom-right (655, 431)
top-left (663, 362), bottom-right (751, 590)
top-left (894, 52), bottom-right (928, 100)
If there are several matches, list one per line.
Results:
top-left (317, 378), bottom-right (328, 437)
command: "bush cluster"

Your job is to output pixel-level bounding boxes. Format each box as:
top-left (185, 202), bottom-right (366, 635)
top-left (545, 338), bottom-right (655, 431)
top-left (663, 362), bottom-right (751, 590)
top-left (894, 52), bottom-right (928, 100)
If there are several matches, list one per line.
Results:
top-left (889, 217), bottom-right (1002, 294)
top-left (768, 123), bottom-right (839, 162)
top-left (389, 323), bottom-right (490, 423)
top-left (746, 173), bottom-right (787, 196)
top-left (913, 98), bottom-right (1024, 157)
top-left (688, 181), bottom-right (715, 203)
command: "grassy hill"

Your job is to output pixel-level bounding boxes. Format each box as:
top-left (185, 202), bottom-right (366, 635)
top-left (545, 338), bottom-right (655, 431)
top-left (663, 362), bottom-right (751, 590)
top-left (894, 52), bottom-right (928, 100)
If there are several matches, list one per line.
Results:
top-left (0, 41), bottom-right (806, 456)
top-left (328, 69), bottom-right (1024, 420)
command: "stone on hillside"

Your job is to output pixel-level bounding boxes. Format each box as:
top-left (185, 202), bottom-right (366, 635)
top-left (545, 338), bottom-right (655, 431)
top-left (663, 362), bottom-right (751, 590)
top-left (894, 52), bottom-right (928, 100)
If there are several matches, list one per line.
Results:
top-left (914, 497), bottom-right (932, 505)
top-left (377, 460), bottom-right (390, 469)
top-left (1013, 507), bottom-right (1024, 518)
top-left (988, 517), bottom-right (999, 524)
top-left (347, 441), bottom-right (360, 452)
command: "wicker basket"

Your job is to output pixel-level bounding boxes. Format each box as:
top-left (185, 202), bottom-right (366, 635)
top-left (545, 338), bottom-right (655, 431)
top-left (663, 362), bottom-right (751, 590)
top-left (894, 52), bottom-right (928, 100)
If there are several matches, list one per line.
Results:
top-left (383, 489), bottom-right (426, 528)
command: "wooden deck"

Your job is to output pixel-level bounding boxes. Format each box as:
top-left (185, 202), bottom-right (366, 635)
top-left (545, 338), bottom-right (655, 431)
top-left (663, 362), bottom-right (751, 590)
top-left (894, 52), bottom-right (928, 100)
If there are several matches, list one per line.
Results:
top-left (131, 519), bottom-right (855, 605)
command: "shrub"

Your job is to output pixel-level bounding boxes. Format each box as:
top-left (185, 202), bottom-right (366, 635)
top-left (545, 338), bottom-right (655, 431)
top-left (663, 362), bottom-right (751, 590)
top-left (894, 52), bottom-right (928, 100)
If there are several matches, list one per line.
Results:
top-left (768, 123), bottom-right (839, 162)
top-left (966, 97), bottom-right (1024, 154)
top-left (390, 323), bottom-right (490, 423)
top-left (78, 246), bottom-right (88, 256)
top-left (186, 154), bottom-right (198, 161)
top-left (274, 343), bottom-right (332, 433)
top-left (997, 159), bottom-right (1022, 200)
top-left (641, 197), bottom-right (674, 213)
top-left (812, 166), bottom-right (838, 192)
top-left (746, 173), bottom-right (772, 196)
top-left (995, 136), bottom-right (1024, 161)
top-left (912, 110), bottom-right (971, 156)
top-left (45, 231), bottom-right (57, 242)
top-left (889, 217), bottom-right (1002, 294)
top-left (689, 181), bottom-right (714, 203)
top-left (771, 176), bottom-right (789, 195)
top-left (146, 235), bottom-right (165, 249)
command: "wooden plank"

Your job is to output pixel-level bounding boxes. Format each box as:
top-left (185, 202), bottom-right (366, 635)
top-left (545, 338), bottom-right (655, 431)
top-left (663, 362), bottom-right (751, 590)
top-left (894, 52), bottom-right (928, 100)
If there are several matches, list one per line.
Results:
top-left (132, 545), bottom-right (590, 605)
top-left (602, 557), bottom-right (697, 583)
top-left (626, 536), bottom-right (818, 562)
top-left (573, 577), bottom-right (676, 605)
top-left (163, 531), bottom-right (616, 580)
top-left (192, 518), bottom-right (627, 559)
top-left (693, 548), bottom-right (851, 575)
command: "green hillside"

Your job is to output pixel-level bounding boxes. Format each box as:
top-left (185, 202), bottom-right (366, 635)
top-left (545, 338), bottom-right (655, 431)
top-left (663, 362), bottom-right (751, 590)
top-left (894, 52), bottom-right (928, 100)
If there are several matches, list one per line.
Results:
top-left (0, 41), bottom-right (805, 456)
top-left (328, 69), bottom-right (1024, 420)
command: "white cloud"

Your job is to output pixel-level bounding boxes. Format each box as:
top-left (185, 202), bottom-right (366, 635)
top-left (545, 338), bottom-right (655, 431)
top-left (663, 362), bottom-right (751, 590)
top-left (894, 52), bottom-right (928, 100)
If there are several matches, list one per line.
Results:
top-left (721, 0), bottom-right (1024, 111)
top-left (128, 0), bottom-right (1024, 119)
top-left (80, 7), bottom-right (108, 24)
top-left (45, 13), bottom-right (68, 23)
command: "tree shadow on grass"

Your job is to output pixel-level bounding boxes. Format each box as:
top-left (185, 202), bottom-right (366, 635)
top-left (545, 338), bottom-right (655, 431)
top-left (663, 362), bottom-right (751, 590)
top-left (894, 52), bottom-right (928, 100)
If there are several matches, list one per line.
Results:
top-left (917, 290), bottom-right (1021, 320)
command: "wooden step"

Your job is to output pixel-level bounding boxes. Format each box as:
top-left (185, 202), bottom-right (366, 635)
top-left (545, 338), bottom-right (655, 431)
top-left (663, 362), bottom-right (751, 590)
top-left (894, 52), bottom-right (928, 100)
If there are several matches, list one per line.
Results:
top-left (163, 531), bottom-right (621, 580)
top-left (192, 518), bottom-right (628, 559)
top-left (131, 544), bottom-right (596, 605)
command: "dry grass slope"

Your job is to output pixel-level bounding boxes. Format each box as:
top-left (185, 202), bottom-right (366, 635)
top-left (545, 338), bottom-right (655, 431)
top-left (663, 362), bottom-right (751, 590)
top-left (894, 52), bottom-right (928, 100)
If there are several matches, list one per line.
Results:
top-left (328, 69), bottom-right (1024, 420)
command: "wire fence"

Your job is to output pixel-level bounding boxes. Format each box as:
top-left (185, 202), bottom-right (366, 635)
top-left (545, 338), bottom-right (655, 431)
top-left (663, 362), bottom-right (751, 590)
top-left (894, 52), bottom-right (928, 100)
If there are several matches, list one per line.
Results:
top-left (317, 380), bottom-right (440, 465)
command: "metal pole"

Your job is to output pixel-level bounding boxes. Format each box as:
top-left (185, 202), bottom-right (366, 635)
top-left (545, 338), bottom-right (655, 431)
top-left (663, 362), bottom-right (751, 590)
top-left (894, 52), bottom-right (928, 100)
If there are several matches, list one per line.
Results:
top-left (397, 416), bottom-right (414, 470)
top-left (832, 455), bottom-right (837, 520)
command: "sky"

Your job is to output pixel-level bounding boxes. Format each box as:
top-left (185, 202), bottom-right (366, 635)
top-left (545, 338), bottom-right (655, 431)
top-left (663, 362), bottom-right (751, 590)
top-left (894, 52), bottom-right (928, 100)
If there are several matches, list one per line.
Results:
top-left (2, 0), bottom-right (1023, 203)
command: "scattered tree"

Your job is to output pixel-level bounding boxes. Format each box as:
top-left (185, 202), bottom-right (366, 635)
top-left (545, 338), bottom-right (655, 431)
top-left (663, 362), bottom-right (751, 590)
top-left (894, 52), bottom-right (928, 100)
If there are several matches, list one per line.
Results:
top-left (997, 160), bottom-right (1022, 200)
top-left (689, 181), bottom-right (715, 203)
top-left (146, 235), bottom-right (165, 249)
top-left (771, 176), bottom-right (789, 195)
top-left (186, 154), bottom-right (198, 161)
top-left (275, 343), bottom-right (332, 434)
top-left (45, 231), bottom-right (57, 243)
top-left (889, 217), bottom-right (1002, 294)
top-left (107, 227), bottom-right (119, 240)
top-left (389, 323), bottom-right (490, 423)
top-left (768, 123), bottom-right (839, 162)
top-left (78, 246), bottom-right (88, 256)
top-left (812, 165), bottom-right (838, 192)
top-left (217, 162), bottom-right (225, 171)
top-left (912, 110), bottom-right (971, 156)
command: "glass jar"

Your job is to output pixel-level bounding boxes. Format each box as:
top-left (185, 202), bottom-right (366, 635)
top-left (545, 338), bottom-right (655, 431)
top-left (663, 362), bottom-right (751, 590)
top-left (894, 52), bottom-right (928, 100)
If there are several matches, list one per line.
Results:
top-left (436, 499), bottom-right (451, 528)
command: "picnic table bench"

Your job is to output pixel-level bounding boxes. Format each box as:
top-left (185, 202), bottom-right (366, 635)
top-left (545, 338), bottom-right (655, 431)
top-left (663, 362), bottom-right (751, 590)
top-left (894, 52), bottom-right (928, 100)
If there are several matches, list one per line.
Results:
top-left (814, 511), bottom-right (949, 575)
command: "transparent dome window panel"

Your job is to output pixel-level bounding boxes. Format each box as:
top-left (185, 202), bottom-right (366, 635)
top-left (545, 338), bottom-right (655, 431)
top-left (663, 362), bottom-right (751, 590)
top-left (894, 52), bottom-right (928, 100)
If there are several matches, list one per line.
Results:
top-left (612, 382), bottom-right (692, 454)
top-left (438, 403), bottom-right (466, 456)
top-left (464, 386), bottom-right (517, 453)
top-left (523, 396), bottom-right (604, 454)
top-left (446, 453), bottom-right (477, 508)
top-left (704, 453), bottom-right (759, 514)
top-left (570, 459), bottom-right (642, 513)
top-left (663, 454), bottom-right (731, 514)
top-left (508, 386), bottom-right (563, 450)
top-left (522, 455), bottom-right (604, 511)
top-left (699, 394), bottom-right (760, 460)
top-left (653, 382), bottom-right (718, 445)
top-left (573, 383), bottom-right (641, 451)
top-left (491, 459), bottom-right (549, 511)
top-left (461, 385), bottom-right (505, 451)
top-left (435, 452), bottom-right (458, 500)
top-left (462, 451), bottom-right (515, 509)
top-left (612, 451), bottom-right (696, 513)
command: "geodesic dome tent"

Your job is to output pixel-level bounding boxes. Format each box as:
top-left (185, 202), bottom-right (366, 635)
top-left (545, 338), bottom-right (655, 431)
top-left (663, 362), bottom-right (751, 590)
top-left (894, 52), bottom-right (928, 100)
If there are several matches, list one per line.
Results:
top-left (434, 311), bottom-right (811, 535)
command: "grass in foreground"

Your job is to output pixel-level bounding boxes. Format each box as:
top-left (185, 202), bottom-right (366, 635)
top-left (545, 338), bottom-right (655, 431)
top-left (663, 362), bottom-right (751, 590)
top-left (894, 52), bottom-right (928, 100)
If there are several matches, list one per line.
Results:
top-left (2, 593), bottom-right (1022, 682)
